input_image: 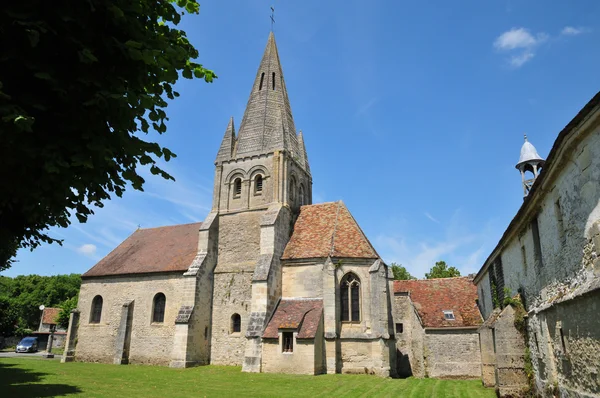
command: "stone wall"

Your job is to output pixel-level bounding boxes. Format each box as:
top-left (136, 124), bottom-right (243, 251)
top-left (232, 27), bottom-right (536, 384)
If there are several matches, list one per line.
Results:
top-left (475, 105), bottom-right (600, 396)
top-left (262, 335), bottom-right (316, 375)
top-left (424, 329), bottom-right (481, 378)
top-left (75, 273), bottom-right (185, 365)
top-left (282, 262), bottom-right (324, 298)
top-left (217, 211), bottom-right (262, 271)
top-left (210, 271), bottom-right (253, 365)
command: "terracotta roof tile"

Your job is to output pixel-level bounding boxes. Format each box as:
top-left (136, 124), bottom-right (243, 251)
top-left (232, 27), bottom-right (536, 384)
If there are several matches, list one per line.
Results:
top-left (282, 201), bottom-right (379, 260)
top-left (42, 308), bottom-right (60, 324)
top-left (83, 223), bottom-right (201, 277)
top-left (394, 277), bottom-right (482, 328)
top-left (263, 299), bottom-right (323, 339)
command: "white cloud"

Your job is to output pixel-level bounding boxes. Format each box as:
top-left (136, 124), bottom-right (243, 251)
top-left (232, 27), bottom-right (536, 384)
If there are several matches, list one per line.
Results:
top-left (561, 26), bottom-right (589, 36)
top-left (424, 212), bottom-right (440, 224)
top-left (493, 28), bottom-right (548, 68)
top-left (76, 243), bottom-right (97, 257)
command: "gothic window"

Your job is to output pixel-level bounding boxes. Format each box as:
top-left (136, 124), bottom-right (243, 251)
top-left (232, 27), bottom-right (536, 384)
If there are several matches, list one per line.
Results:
top-left (272, 72), bottom-right (276, 90)
top-left (340, 273), bottom-right (361, 322)
top-left (299, 184), bottom-right (305, 206)
top-left (231, 313), bottom-right (241, 333)
top-left (152, 293), bottom-right (166, 323)
top-left (289, 177), bottom-right (296, 202)
top-left (233, 178), bottom-right (242, 198)
top-left (255, 175), bottom-right (263, 194)
top-left (282, 331), bottom-right (293, 353)
top-left (259, 72), bottom-right (265, 90)
top-left (90, 295), bottom-right (103, 324)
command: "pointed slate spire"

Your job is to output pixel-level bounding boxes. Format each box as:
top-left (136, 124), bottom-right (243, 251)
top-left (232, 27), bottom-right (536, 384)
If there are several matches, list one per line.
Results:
top-left (215, 117), bottom-right (236, 163)
top-left (234, 32), bottom-right (300, 160)
top-left (297, 131), bottom-right (309, 171)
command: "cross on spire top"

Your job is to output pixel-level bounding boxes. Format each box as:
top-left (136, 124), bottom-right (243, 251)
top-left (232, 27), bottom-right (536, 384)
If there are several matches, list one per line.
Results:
top-left (270, 6), bottom-right (275, 31)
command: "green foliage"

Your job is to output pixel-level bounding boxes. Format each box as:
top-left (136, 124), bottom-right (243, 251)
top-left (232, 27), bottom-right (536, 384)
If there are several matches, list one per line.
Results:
top-left (390, 263), bottom-right (415, 280)
top-left (57, 296), bottom-right (78, 329)
top-left (0, 359), bottom-right (497, 397)
top-left (425, 261), bottom-right (461, 279)
top-left (0, 0), bottom-right (216, 269)
top-left (491, 281), bottom-right (500, 309)
top-left (0, 296), bottom-right (19, 337)
top-left (0, 274), bottom-right (81, 332)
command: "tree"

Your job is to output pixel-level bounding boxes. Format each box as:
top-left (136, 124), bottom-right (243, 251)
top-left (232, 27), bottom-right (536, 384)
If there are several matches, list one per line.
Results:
top-left (0, 1), bottom-right (216, 270)
top-left (390, 263), bottom-right (415, 280)
top-left (425, 261), bottom-right (461, 279)
top-left (57, 296), bottom-right (78, 329)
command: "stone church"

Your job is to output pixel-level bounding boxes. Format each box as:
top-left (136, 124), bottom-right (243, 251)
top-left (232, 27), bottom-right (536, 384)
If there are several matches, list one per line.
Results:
top-left (65, 32), bottom-right (398, 376)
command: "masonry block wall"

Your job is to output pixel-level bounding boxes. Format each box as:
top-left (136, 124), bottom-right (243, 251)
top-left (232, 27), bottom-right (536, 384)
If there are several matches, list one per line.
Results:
top-left (76, 274), bottom-right (185, 365)
top-left (475, 98), bottom-right (600, 396)
top-left (424, 329), bottom-right (481, 378)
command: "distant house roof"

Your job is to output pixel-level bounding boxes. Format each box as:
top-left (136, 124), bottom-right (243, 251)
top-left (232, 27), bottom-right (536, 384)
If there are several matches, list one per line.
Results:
top-left (83, 223), bottom-right (202, 278)
top-left (394, 277), bottom-right (483, 328)
top-left (282, 201), bottom-right (379, 260)
top-left (263, 299), bottom-right (323, 339)
top-left (42, 308), bottom-right (60, 325)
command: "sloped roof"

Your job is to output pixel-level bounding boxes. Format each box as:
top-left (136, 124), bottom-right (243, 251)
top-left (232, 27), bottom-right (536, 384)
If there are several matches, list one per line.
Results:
top-left (394, 277), bottom-right (482, 328)
top-left (42, 308), bottom-right (60, 324)
top-left (83, 223), bottom-right (201, 277)
top-left (282, 201), bottom-right (379, 260)
top-left (263, 299), bottom-right (323, 339)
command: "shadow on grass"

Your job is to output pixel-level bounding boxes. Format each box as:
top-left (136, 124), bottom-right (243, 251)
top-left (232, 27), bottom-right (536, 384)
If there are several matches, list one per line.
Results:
top-left (0, 362), bottom-right (81, 397)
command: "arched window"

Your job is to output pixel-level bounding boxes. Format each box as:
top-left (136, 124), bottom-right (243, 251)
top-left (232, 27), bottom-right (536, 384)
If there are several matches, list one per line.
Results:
top-left (340, 273), bottom-right (360, 322)
top-left (233, 178), bottom-right (242, 198)
top-left (255, 175), bottom-right (263, 194)
top-left (90, 295), bottom-right (103, 324)
top-left (272, 72), bottom-right (276, 90)
top-left (231, 313), bottom-right (241, 333)
top-left (152, 293), bottom-right (166, 323)
top-left (289, 177), bottom-right (296, 202)
top-left (299, 184), bottom-right (305, 206)
top-left (259, 72), bottom-right (265, 90)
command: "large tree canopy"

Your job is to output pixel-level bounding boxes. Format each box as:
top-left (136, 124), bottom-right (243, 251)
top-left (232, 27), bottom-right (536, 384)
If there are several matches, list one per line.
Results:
top-left (425, 261), bottom-right (461, 279)
top-left (0, 0), bottom-right (215, 270)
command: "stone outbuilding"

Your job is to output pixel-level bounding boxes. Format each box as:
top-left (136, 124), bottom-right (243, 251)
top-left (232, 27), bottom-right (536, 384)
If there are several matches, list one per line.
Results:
top-left (392, 277), bottom-right (483, 379)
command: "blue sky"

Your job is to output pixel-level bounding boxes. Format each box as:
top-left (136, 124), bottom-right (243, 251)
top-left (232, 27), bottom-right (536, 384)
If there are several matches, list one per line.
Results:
top-left (5, 0), bottom-right (600, 278)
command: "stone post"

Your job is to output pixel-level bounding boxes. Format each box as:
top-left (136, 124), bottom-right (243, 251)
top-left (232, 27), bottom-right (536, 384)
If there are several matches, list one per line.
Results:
top-left (61, 310), bottom-right (80, 363)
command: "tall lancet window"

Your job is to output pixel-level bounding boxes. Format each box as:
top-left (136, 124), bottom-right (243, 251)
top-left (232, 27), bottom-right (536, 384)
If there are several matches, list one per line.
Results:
top-left (259, 72), bottom-right (265, 91)
top-left (152, 293), bottom-right (166, 323)
top-left (233, 178), bottom-right (242, 198)
top-left (272, 72), bottom-right (276, 90)
top-left (340, 273), bottom-right (361, 322)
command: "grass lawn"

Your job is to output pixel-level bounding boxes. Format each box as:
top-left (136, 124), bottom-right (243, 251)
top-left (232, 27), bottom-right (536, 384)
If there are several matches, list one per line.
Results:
top-left (0, 357), bottom-right (495, 398)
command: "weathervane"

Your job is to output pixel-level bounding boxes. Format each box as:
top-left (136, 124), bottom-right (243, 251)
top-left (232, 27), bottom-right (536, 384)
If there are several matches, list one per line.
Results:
top-left (270, 6), bottom-right (275, 31)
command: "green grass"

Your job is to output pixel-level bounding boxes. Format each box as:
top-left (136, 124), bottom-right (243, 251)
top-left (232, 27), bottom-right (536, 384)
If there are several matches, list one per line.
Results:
top-left (0, 357), bottom-right (495, 398)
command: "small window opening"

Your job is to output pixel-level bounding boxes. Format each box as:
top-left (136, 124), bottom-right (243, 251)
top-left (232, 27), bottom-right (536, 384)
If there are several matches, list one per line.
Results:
top-left (521, 245), bottom-right (527, 272)
top-left (443, 310), bottom-right (455, 320)
top-left (492, 328), bottom-right (497, 353)
top-left (204, 326), bottom-right (208, 340)
top-left (534, 332), bottom-right (539, 352)
top-left (259, 72), bottom-right (265, 90)
top-left (152, 293), bottom-right (166, 323)
top-left (395, 323), bottom-right (403, 334)
top-left (559, 327), bottom-right (567, 354)
top-left (272, 72), bottom-right (276, 90)
top-left (299, 184), bottom-right (305, 206)
top-left (289, 178), bottom-right (296, 202)
top-left (282, 331), bottom-right (293, 353)
top-left (555, 199), bottom-right (565, 246)
top-left (233, 178), bottom-right (242, 198)
top-left (90, 295), bottom-right (103, 324)
top-left (531, 216), bottom-right (544, 268)
top-left (231, 313), bottom-right (241, 333)
top-left (255, 175), bottom-right (263, 194)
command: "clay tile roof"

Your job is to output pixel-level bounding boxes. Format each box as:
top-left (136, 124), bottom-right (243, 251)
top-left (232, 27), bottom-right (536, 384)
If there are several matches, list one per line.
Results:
top-left (82, 222), bottom-right (202, 277)
top-left (42, 308), bottom-right (60, 324)
top-left (282, 201), bottom-right (379, 260)
top-left (394, 277), bottom-right (483, 328)
top-left (263, 299), bottom-right (323, 339)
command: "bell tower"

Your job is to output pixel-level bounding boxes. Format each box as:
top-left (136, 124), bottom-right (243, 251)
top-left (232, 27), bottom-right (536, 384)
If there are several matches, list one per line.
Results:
top-left (516, 134), bottom-right (545, 197)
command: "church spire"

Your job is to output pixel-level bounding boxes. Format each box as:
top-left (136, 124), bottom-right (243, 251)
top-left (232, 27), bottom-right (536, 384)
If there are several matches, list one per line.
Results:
top-left (215, 117), bottom-right (236, 163)
top-left (234, 32), bottom-right (301, 162)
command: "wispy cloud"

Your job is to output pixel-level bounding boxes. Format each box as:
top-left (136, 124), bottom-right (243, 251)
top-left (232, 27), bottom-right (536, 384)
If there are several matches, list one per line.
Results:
top-left (561, 26), bottom-right (590, 36)
top-left (76, 243), bottom-right (97, 257)
top-left (493, 27), bottom-right (548, 68)
top-left (355, 98), bottom-right (378, 117)
top-left (424, 212), bottom-right (440, 224)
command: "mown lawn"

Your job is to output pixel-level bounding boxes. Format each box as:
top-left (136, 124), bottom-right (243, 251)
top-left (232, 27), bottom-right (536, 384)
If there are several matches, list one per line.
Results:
top-left (0, 358), bottom-right (495, 397)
